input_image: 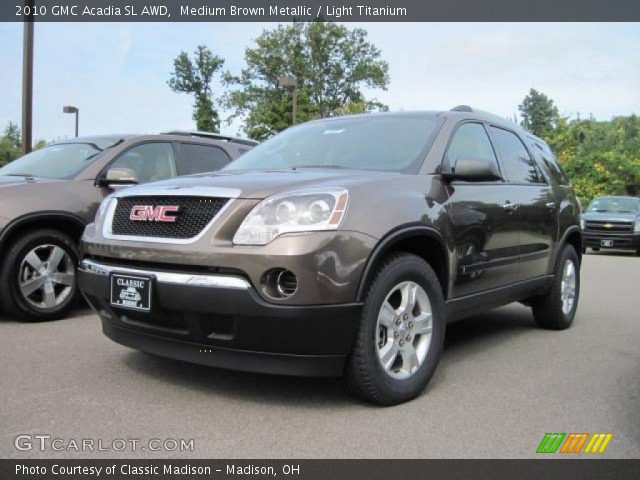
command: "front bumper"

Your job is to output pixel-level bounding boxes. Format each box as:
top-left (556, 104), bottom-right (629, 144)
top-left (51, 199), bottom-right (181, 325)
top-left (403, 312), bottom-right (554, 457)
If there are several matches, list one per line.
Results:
top-left (79, 259), bottom-right (362, 377)
top-left (583, 233), bottom-right (640, 251)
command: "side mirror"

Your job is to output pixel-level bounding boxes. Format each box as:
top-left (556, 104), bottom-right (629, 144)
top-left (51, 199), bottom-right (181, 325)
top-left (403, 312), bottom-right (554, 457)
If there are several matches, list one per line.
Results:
top-left (98, 168), bottom-right (138, 187)
top-left (444, 157), bottom-right (501, 182)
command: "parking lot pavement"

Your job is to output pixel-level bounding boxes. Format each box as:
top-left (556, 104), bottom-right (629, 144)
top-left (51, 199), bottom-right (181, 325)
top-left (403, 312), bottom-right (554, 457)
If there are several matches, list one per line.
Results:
top-left (1, 252), bottom-right (638, 459)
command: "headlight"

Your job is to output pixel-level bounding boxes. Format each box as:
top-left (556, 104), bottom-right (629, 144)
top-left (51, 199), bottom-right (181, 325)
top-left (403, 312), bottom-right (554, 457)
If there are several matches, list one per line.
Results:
top-left (634, 220), bottom-right (640, 233)
top-left (233, 189), bottom-right (348, 245)
top-left (580, 218), bottom-right (585, 230)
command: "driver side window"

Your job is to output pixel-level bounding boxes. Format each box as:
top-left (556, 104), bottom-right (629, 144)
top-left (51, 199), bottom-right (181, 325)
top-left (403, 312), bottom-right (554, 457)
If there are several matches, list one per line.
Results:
top-left (447, 123), bottom-right (499, 172)
top-left (110, 142), bottom-right (177, 184)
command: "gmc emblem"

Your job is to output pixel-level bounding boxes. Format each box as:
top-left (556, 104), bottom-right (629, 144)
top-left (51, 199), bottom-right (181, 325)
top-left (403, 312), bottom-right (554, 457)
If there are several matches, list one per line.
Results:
top-left (129, 205), bottom-right (180, 222)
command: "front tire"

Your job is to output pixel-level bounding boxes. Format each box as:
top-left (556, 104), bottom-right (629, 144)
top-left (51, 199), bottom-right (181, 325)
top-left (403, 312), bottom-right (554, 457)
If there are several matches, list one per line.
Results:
top-left (342, 253), bottom-right (446, 405)
top-left (531, 245), bottom-right (580, 330)
top-left (0, 229), bottom-right (79, 321)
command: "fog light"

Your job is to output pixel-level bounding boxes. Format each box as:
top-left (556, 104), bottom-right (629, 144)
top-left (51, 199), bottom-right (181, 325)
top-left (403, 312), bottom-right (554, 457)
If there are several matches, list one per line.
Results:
top-left (262, 268), bottom-right (298, 299)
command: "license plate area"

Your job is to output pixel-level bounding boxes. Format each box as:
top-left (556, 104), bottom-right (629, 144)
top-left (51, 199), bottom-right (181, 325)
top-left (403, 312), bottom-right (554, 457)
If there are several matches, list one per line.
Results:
top-left (601, 239), bottom-right (614, 247)
top-left (110, 274), bottom-right (152, 311)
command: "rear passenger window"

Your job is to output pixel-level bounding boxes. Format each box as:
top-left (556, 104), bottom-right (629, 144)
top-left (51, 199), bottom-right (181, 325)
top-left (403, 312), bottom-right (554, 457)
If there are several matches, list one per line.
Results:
top-left (489, 127), bottom-right (543, 184)
top-left (446, 123), bottom-right (499, 172)
top-left (178, 144), bottom-right (231, 175)
top-left (534, 141), bottom-right (569, 186)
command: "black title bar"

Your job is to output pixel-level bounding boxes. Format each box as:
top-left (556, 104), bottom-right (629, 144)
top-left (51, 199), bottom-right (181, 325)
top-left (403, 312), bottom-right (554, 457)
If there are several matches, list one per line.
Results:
top-left (3, 0), bottom-right (640, 22)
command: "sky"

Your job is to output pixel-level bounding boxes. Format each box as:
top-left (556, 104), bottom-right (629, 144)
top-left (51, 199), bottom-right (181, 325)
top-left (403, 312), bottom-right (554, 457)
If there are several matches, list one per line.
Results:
top-left (0, 22), bottom-right (638, 142)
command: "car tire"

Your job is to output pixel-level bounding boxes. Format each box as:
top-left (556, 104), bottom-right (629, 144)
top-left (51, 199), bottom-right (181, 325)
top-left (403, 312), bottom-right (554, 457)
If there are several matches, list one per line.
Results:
top-left (342, 253), bottom-right (446, 405)
top-left (0, 229), bottom-right (79, 322)
top-left (531, 244), bottom-right (580, 330)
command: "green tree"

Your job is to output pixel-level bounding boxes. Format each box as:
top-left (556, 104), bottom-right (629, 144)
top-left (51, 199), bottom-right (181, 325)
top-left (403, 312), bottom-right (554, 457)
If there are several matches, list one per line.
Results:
top-left (519, 88), bottom-right (559, 138)
top-left (225, 21), bottom-right (389, 140)
top-left (0, 122), bottom-right (22, 166)
top-left (547, 115), bottom-right (640, 204)
top-left (168, 45), bottom-right (225, 132)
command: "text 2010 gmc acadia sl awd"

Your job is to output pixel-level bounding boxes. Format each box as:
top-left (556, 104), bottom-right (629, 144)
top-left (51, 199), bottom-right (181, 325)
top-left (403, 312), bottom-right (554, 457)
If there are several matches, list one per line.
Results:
top-left (79, 108), bottom-right (583, 405)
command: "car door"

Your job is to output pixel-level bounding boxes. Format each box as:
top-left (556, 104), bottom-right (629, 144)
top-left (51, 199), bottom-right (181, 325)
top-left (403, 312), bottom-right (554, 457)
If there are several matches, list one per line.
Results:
top-left (175, 143), bottom-right (232, 175)
top-left (487, 126), bottom-right (558, 280)
top-left (445, 122), bottom-right (522, 298)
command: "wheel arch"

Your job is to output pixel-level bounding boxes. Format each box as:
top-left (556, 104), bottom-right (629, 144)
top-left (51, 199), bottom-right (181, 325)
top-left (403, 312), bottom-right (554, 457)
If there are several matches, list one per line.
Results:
top-left (553, 226), bottom-right (583, 270)
top-left (0, 212), bottom-right (86, 253)
top-left (356, 225), bottom-right (450, 302)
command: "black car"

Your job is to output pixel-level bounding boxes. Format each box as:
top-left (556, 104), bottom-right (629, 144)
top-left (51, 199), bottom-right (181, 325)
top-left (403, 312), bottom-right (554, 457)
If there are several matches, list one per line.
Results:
top-left (581, 196), bottom-right (640, 254)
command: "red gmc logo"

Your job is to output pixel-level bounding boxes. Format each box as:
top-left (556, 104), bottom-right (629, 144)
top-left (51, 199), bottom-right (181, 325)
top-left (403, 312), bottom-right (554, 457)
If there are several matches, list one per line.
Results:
top-left (129, 205), bottom-right (180, 222)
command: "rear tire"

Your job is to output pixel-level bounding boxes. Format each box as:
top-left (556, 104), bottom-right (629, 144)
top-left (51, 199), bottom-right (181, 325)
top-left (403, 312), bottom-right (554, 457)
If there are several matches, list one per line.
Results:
top-left (0, 229), bottom-right (79, 322)
top-left (531, 245), bottom-right (580, 330)
top-left (342, 253), bottom-right (446, 405)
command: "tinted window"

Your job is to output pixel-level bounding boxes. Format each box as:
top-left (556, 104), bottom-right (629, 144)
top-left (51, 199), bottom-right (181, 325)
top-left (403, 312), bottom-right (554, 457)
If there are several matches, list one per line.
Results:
top-left (224, 116), bottom-right (443, 173)
top-left (178, 143), bottom-right (231, 175)
top-left (490, 127), bottom-right (542, 184)
top-left (446, 122), bottom-right (499, 171)
top-left (110, 142), bottom-right (176, 183)
top-left (533, 141), bottom-right (569, 185)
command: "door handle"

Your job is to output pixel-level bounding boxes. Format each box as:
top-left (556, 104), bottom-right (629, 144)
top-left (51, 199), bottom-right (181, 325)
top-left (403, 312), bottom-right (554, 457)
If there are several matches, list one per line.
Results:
top-left (503, 202), bottom-right (519, 212)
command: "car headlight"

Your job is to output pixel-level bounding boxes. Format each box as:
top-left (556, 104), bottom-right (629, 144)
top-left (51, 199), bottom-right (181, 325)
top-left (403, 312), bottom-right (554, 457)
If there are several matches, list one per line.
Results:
top-left (634, 220), bottom-right (640, 233)
top-left (233, 189), bottom-right (349, 246)
top-left (580, 218), bottom-right (585, 230)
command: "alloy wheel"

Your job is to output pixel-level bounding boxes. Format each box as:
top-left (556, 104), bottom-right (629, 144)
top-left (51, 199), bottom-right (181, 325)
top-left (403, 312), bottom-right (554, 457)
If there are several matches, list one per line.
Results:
top-left (560, 259), bottom-right (577, 315)
top-left (18, 244), bottom-right (75, 310)
top-left (375, 281), bottom-right (433, 380)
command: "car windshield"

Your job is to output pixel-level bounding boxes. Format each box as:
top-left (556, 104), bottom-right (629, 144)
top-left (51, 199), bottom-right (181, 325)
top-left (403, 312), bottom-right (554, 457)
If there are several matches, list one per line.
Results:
top-left (0, 141), bottom-right (115, 179)
top-left (223, 115), bottom-right (443, 173)
top-left (587, 197), bottom-right (640, 213)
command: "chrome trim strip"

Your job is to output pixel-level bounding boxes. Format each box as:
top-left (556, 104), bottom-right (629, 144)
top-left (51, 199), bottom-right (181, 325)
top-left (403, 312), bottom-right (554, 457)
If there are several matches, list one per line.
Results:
top-left (80, 259), bottom-right (251, 290)
top-left (102, 186), bottom-right (239, 244)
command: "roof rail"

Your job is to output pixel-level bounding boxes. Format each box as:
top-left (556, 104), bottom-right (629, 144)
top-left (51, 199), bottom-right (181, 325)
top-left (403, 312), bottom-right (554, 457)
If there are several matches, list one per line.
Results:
top-left (162, 130), bottom-right (259, 147)
top-left (450, 105), bottom-right (474, 113)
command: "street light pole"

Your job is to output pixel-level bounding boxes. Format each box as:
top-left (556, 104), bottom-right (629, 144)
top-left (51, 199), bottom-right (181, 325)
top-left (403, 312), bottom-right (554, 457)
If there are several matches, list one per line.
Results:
top-left (63, 106), bottom-right (79, 137)
top-left (278, 76), bottom-right (299, 125)
top-left (292, 88), bottom-right (298, 125)
top-left (21, 2), bottom-right (35, 155)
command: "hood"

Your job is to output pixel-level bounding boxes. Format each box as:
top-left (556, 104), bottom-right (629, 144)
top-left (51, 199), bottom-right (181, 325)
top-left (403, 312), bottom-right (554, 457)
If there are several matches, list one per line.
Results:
top-left (114, 168), bottom-right (405, 199)
top-left (582, 211), bottom-right (640, 222)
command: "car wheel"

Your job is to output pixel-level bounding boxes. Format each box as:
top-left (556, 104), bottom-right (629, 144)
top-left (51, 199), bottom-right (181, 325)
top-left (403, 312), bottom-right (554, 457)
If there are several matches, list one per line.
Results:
top-left (531, 244), bottom-right (580, 330)
top-left (0, 229), bottom-right (79, 321)
top-left (342, 253), bottom-right (445, 405)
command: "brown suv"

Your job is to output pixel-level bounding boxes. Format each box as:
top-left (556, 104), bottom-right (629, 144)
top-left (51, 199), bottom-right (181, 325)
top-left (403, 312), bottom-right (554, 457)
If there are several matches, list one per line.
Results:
top-left (79, 108), bottom-right (582, 405)
top-left (0, 131), bottom-right (256, 321)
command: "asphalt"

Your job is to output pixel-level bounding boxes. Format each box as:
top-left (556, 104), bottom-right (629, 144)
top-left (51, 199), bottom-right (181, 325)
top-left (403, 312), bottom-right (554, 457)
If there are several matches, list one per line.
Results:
top-left (1, 252), bottom-right (638, 459)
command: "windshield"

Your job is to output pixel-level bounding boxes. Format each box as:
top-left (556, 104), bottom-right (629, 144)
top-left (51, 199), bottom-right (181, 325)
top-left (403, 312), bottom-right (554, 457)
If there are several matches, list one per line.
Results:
top-left (224, 115), bottom-right (443, 173)
top-left (0, 142), bottom-right (109, 179)
top-left (587, 197), bottom-right (640, 213)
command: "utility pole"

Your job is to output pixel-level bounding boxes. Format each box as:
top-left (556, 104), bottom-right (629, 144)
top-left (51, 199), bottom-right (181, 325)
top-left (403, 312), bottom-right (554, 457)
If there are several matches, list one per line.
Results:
top-left (21, 2), bottom-right (35, 155)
